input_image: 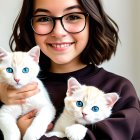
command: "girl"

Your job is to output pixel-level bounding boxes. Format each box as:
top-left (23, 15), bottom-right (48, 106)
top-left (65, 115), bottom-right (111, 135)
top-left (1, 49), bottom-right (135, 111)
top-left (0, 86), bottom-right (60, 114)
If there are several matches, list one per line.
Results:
top-left (0, 0), bottom-right (140, 139)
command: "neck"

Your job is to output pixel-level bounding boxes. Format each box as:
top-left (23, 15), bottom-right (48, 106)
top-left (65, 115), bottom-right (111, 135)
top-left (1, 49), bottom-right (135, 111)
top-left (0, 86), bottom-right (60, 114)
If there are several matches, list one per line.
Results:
top-left (49, 62), bottom-right (87, 73)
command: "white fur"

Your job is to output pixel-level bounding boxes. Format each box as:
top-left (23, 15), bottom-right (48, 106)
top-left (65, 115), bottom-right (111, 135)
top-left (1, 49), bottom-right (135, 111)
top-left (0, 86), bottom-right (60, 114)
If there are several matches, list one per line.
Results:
top-left (0, 46), bottom-right (56, 140)
top-left (65, 124), bottom-right (87, 140)
top-left (46, 77), bottom-right (119, 140)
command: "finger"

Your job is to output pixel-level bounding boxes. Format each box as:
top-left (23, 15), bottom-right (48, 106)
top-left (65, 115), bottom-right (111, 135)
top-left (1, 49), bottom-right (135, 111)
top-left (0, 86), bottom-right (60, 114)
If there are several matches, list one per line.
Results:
top-left (21, 109), bottom-right (38, 119)
top-left (26, 109), bottom-right (38, 119)
top-left (8, 87), bottom-right (39, 105)
top-left (15, 88), bottom-right (40, 100)
top-left (5, 83), bottom-right (38, 99)
top-left (17, 82), bottom-right (38, 93)
top-left (47, 123), bottom-right (54, 131)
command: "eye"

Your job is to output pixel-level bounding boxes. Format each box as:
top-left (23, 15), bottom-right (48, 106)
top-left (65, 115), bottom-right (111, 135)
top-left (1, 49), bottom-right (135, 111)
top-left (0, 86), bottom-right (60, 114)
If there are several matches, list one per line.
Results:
top-left (67, 15), bottom-right (80, 21)
top-left (65, 13), bottom-right (83, 22)
top-left (91, 106), bottom-right (99, 112)
top-left (22, 67), bottom-right (29, 73)
top-left (76, 101), bottom-right (83, 107)
top-left (6, 67), bottom-right (13, 73)
top-left (36, 16), bottom-right (52, 23)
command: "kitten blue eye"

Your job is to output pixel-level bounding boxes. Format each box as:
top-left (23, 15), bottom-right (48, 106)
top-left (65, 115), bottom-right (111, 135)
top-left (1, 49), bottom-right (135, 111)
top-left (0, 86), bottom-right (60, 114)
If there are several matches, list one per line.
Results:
top-left (76, 101), bottom-right (83, 107)
top-left (91, 106), bottom-right (99, 112)
top-left (6, 67), bottom-right (13, 73)
top-left (22, 67), bottom-right (29, 73)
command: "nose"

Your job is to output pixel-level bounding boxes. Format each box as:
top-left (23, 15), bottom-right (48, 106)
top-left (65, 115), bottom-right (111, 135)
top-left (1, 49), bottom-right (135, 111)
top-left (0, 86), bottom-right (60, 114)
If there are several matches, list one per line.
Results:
top-left (14, 78), bottom-right (20, 84)
top-left (51, 20), bottom-right (67, 36)
top-left (82, 112), bottom-right (87, 117)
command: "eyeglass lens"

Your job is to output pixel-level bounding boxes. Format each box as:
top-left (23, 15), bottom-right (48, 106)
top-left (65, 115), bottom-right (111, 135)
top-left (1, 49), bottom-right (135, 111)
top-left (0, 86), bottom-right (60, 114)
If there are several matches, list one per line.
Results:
top-left (31, 12), bottom-right (88, 35)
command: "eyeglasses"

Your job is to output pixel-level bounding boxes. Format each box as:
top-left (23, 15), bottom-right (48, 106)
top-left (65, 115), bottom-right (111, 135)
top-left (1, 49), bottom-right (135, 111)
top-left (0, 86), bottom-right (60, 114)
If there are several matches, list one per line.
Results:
top-left (31, 12), bottom-right (89, 35)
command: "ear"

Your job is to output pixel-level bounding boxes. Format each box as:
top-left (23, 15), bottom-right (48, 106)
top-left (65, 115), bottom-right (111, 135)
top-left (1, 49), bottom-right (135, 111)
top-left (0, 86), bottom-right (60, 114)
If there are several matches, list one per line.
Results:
top-left (66, 77), bottom-right (81, 96)
top-left (28, 45), bottom-right (40, 63)
top-left (104, 92), bottom-right (120, 108)
top-left (0, 47), bottom-right (9, 61)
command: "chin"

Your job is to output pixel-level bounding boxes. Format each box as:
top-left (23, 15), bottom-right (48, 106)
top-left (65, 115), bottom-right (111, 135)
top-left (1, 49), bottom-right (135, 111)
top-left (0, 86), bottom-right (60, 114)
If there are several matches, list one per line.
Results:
top-left (13, 85), bottom-right (22, 89)
top-left (77, 118), bottom-right (89, 125)
top-left (53, 56), bottom-right (72, 64)
top-left (11, 83), bottom-right (24, 89)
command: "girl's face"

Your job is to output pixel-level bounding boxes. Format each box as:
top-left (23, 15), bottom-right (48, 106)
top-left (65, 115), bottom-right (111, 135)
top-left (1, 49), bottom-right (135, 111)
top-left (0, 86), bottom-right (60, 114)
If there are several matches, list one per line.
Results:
top-left (33, 0), bottom-right (89, 72)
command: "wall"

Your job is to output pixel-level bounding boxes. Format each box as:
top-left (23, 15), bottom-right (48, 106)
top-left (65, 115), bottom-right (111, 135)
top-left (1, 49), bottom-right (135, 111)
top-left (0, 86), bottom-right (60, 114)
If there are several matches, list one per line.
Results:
top-left (0, 0), bottom-right (22, 50)
top-left (0, 0), bottom-right (139, 97)
top-left (101, 0), bottom-right (140, 98)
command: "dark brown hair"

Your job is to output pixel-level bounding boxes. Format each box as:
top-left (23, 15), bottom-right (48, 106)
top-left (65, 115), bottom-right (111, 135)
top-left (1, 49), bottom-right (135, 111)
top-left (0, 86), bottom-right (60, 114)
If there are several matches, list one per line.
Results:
top-left (9, 0), bottom-right (119, 71)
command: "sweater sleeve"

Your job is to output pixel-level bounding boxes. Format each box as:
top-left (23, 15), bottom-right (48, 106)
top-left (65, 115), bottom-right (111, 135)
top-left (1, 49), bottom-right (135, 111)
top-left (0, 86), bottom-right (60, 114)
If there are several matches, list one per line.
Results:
top-left (85, 108), bottom-right (140, 140)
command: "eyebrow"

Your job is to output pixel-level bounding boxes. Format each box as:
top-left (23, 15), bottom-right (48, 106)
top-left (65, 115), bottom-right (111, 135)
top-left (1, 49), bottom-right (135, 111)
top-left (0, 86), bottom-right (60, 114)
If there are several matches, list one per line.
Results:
top-left (33, 5), bottom-right (82, 15)
top-left (34, 9), bottom-right (49, 15)
top-left (64, 5), bottom-right (82, 11)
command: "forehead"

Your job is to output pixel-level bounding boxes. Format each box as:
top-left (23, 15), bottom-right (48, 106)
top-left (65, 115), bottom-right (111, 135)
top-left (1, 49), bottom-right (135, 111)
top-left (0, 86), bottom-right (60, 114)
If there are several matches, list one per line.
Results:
top-left (33, 0), bottom-right (83, 15)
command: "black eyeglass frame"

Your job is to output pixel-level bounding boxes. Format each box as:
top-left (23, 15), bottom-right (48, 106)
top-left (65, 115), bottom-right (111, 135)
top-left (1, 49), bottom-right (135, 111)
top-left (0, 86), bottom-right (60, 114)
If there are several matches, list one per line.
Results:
top-left (31, 12), bottom-right (89, 35)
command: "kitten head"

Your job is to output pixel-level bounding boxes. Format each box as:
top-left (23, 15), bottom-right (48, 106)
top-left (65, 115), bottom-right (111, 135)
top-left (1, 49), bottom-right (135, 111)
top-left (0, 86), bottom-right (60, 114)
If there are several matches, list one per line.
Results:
top-left (0, 46), bottom-right (40, 88)
top-left (65, 77), bottom-right (119, 125)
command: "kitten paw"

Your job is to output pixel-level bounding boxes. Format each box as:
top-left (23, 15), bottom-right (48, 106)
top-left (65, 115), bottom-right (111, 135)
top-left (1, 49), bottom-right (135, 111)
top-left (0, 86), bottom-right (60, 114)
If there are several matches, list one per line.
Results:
top-left (23, 129), bottom-right (41, 140)
top-left (65, 124), bottom-right (87, 140)
top-left (45, 131), bottom-right (66, 138)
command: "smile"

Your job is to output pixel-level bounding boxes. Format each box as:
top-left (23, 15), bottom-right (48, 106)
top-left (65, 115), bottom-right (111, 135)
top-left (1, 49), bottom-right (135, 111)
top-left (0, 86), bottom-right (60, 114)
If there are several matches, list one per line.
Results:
top-left (48, 42), bottom-right (75, 49)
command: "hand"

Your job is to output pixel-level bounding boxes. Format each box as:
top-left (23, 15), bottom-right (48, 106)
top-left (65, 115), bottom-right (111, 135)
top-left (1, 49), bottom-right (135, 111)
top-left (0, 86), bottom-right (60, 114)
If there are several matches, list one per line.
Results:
top-left (17, 110), bottom-right (54, 136)
top-left (17, 109), bottom-right (37, 136)
top-left (47, 123), bottom-right (54, 132)
top-left (0, 82), bottom-right (39, 105)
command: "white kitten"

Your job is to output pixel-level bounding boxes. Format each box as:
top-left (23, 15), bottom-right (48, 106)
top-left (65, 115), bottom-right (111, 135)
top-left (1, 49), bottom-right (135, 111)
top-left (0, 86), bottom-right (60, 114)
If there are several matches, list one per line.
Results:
top-left (0, 46), bottom-right (56, 140)
top-left (46, 77), bottom-right (119, 140)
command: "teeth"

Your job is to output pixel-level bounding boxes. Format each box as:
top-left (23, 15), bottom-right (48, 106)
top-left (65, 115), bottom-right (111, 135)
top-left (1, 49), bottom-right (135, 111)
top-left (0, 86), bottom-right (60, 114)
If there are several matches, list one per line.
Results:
top-left (51, 43), bottom-right (72, 48)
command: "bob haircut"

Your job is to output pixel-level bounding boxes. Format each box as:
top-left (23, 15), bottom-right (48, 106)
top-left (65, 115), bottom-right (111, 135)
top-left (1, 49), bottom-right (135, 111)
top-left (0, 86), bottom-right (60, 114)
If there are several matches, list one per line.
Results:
top-left (9, 0), bottom-right (119, 71)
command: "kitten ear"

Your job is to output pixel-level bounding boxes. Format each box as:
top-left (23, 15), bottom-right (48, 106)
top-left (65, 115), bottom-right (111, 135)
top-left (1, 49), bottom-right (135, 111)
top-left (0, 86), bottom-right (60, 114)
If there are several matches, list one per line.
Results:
top-left (67, 77), bottom-right (81, 96)
top-left (105, 92), bottom-right (120, 108)
top-left (0, 47), bottom-right (8, 61)
top-left (28, 45), bottom-right (40, 63)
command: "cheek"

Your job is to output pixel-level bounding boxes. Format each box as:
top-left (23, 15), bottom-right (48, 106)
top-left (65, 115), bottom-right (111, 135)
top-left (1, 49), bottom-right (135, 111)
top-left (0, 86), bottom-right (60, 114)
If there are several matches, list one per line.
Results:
top-left (74, 24), bottom-right (89, 50)
top-left (66, 101), bottom-right (82, 116)
top-left (16, 74), bottom-right (31, 86)
top-left (1, 73), bottom-right (14, 85)
top-left (73, 107), bottom-right (83, 117)
top-left (34, 34), bottom-right (47, 46)
top-left (3, 72), bottom-right (13, 81)
top-left (34, 35), bottom-right (50, 56)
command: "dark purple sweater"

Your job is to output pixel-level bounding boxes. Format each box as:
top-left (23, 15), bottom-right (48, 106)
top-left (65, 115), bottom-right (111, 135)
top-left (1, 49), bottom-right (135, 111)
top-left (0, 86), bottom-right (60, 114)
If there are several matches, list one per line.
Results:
top-left (0, 65), bottom-right (140, 140)
top-left (39, 65), bottom-right (140, 140)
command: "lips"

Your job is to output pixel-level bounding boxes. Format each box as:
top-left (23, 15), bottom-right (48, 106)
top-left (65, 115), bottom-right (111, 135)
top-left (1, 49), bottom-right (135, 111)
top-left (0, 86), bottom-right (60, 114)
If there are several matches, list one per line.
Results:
top-left (52, 44), bottom-right (69, 48)
top-left (48, 42), bottom-right (75, 48)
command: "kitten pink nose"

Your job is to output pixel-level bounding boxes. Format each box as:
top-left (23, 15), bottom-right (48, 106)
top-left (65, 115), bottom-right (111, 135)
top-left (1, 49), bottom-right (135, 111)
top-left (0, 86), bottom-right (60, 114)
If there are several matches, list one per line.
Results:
top-left (14, 78), bottom-right (20, 83)
top-left (82, 112), bottom-right (87, 117)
